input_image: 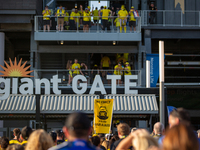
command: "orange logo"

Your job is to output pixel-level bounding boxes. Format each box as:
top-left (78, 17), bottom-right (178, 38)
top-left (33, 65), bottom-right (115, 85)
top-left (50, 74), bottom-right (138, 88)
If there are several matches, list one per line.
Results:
top-left (0, 58), bottom-right (33, 77)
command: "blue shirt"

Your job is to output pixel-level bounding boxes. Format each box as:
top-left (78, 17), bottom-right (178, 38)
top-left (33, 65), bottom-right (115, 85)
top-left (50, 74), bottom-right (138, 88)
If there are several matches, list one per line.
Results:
top-left (48, 140), bottom-right (97, 150)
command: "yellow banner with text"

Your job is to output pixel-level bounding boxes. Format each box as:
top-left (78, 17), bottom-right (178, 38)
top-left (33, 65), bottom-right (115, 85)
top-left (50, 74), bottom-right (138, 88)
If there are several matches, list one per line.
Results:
top-left (94, 99), bottom-right (114, 134)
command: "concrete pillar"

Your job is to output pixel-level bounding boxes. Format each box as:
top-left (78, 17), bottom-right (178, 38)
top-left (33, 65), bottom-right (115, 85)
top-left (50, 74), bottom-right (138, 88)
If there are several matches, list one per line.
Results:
top-left (30, 27), bottom-right (38, 76)
top-left (141, 0), bottom-right (148, 10)
top-left (0, 32), bottom-right (5, 74)
top-left (157, 0), bottom-right (164, 24)
top-left (132, 0), bottom-right (139, 10)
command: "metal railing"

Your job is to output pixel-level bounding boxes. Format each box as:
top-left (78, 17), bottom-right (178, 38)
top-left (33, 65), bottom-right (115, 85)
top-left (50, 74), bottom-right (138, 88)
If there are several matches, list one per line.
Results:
top-left (33, 69), bottom-right (142, 87)
top-left (139, 10), bottom-right (200, 27)
top-left (34, 16), bottom-right (141, 33)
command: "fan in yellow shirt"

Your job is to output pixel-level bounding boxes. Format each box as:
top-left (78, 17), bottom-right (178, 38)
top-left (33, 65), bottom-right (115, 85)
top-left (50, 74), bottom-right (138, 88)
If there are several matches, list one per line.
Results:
top-left (55, 5), bottom-right (65, 31)
top-left (124, 62), bottom-right (132, 75)
top-left (80, 5), bottom-right (91, 32)
top-left (114, 18), bottom-right (120, 32)
top-left (42, 6), bottom-right (51, 32)
top-left (99, 6), bottom-right (111, 31)
top-left (92, 7), bottom-right (99, 25)
top-left (101, 55), bottom-right (111, 69)
top-left (129, 6), bottom-right (137, 32)
top-left (118, 5), bottom-right (128, 33)
top-left (114, 62), bottom-right (123, 84)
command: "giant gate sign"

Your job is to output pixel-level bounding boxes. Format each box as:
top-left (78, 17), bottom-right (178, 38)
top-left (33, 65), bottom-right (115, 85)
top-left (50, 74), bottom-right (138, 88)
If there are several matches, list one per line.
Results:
top-left (0, 58), bottom-right (138, 100)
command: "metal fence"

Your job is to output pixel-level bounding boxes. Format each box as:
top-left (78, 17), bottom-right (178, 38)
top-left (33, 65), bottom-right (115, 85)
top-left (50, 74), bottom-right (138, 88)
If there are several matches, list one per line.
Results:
top-left (34, 16), bottom-right (141, 33)
top-left (33, 69), bottom-right (142, 87)
top-left (139, 10), bottom-right (200, 27)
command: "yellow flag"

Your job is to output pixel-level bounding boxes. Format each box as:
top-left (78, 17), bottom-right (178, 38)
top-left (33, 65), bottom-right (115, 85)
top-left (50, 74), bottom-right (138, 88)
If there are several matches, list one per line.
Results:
top-left (94, 99), bottom-right (114, 134)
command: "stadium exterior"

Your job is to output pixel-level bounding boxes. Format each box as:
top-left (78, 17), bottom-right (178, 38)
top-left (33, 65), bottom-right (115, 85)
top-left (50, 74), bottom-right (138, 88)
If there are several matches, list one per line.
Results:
top-left (1, 0), bottom-right (200, 137)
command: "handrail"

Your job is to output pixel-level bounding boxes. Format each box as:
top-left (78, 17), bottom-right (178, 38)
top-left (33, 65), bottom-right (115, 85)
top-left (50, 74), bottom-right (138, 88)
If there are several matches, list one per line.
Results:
top-left (34, 15), bottom-right (141, 33)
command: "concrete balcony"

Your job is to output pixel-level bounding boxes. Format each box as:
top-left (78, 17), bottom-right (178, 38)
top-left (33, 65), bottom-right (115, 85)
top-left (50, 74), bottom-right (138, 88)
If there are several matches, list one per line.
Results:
top-left (34, 16), bottom-right (141, 41)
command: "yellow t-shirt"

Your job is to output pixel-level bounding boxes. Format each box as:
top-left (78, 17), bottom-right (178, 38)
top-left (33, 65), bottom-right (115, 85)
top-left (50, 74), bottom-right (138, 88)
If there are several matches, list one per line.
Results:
top-left (64, 12), bottom-right (69, 21)
top-left (57, 9), bottom-right (65, 17)
top-left (9, 139), bottom-right (20, 145)
top-left (42, 10), bottom-right (51, 20)
top-left (114, 65), bottom-right (123, 75)
top-left (83, 11), bottom-right (90, 21)
top-left (123, 53), bottom-right (129, 61)
top-left (129, 11), bottom-right (136, 21)
top-left (72, 63), bottom-right (81, 74)
top-left (118, 9), bottom-right (128, 19)
top-left (70, 12), bottom-right (75, 20)
top-left (101, 9), bottom-right (111, 20)
top-left (124, 66), bottom-right (131, 75)
top-left (93, 10), bottom-right (99, 20)
top-left (74, 12), bottom-right (80, 23)
top-left (114, 18), bottom-right (120, 27)
top-left (101, 56), bottom-right (110, 67)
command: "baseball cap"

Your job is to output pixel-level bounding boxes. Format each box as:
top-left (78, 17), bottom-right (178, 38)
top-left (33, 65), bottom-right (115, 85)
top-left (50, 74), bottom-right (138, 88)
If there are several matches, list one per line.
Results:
top-left (125, 62), bottom-right (129, 65)
top-left (104, 6), bottom-right (107, 9)
top-left (65, 112), bottom-right (91, 130)
top-left (85, 8), bottom-right (88, 10)
top-left (87, 6), bottom-right (91, 9)
top-left (131, 6), bottom-right (134, 9)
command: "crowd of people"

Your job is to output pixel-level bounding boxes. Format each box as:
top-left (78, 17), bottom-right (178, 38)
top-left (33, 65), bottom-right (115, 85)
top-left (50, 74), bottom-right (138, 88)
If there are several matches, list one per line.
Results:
top-left (42, 5), bottom-right (139, 32)
top-left (0, 108), bottom-right (200, 150)
top-left (66, 53), bottom-right (132, 86)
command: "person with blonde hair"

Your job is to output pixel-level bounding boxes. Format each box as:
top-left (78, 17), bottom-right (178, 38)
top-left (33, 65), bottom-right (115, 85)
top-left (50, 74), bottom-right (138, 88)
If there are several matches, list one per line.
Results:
top-left (115, 129), bottom-right (159, 150)
top-left (25, 129), bottom-right (54, 150)
top-left (66, 60), bottom-right (73, 86)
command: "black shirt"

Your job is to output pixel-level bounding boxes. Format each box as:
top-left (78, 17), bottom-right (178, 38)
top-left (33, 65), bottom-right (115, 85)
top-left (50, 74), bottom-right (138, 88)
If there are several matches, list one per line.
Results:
top-left (111, 138), bottom-right (132, 150)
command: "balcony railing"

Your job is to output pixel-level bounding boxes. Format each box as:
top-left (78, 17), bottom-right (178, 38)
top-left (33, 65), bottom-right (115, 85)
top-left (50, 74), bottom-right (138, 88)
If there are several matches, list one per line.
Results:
top-left (139, 10), bottom-right (200, 27)
top-left (33, 69), bottom-right (142, 87)
top-left (34, 16), bottom-right (141, 33)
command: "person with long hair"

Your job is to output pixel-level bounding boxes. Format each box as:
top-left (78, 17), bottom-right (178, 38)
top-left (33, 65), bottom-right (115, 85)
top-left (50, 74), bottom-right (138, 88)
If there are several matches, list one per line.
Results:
top-left (163, 124), bottom-right (199, 150)
top-left (66, 60), bottom-right (73, 86)
top-left (10, 128), bottom-right (21, 145)
top-left (25, 129), bottom-right (54, 150)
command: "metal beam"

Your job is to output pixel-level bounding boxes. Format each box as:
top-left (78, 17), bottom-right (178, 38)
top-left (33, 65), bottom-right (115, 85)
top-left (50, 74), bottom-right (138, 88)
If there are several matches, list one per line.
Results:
top-left (34, 32), bottom-right (142, 41)
top-left (38, 45), bottom-right (138, 53)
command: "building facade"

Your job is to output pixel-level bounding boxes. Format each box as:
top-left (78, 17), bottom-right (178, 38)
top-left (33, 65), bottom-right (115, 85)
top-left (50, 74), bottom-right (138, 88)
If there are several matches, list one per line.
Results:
top-left (0, 0), bottom-right (200, 137)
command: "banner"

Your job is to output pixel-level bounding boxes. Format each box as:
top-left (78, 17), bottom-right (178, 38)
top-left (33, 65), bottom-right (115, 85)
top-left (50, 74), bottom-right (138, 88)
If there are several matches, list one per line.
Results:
top-left (146, 54), bottom-right (165, 87)
top-left (94, 99), bottom-right (114, 134)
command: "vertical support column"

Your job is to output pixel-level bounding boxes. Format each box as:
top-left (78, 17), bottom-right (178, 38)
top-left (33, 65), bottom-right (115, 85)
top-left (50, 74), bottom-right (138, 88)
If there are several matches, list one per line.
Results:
top-left (0, 32), bottom-right (5, 75)
top-left (156, 0), bottom-right (164, 24)
top-left (132, 0), bottom-right (138, 10)
top-left (30, 27), bottom-right (38, 76)
top-left (141, 0), bottom-right (148, 10)
top-left (146, 60), bottom-right (150, 88)
top-left (159, 41), bottom-right (165, 125)
top-left (36, 95), bottom-right (40, 129)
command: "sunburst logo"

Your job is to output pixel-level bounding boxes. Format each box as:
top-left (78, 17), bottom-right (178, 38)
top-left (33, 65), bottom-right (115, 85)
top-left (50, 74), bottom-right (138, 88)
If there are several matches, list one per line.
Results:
top-left (0, 58), bottom-right (33, 77)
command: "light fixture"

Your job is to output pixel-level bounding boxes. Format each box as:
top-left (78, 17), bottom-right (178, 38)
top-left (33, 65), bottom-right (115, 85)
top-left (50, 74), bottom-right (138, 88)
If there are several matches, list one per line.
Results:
top-left (165, 53), bottom-right (173, 55)
top-left (61, 40), bottom-right (64, 45)
top-left (99, 1), bottom-right (100, 4)
top-left (113, 41), bottom-right (116, 45)
top-left (75, 3), bottom-right (77, 8)
top-left (63, 75), bottom-right (65, 81)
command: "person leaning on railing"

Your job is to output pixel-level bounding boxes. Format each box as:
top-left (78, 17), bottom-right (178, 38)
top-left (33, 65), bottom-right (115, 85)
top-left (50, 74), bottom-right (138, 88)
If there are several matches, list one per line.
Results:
top-left (124, 62), bottom-right (132, 75)
top-left (55, 5), bottom-right (65, 31)
top-left (114, 62), bottom-right (123, 85)
top-left (42, 6), bottom-right (51, 32)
